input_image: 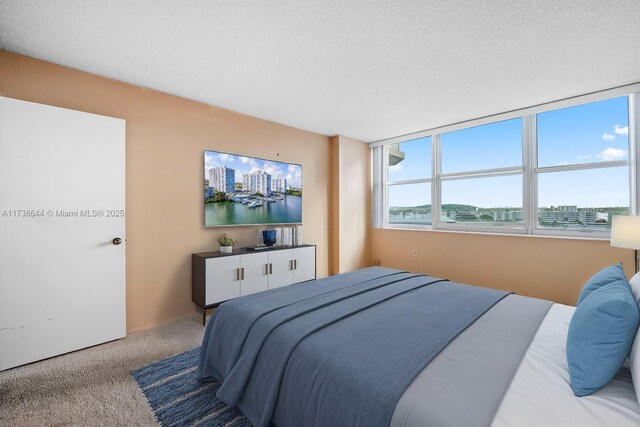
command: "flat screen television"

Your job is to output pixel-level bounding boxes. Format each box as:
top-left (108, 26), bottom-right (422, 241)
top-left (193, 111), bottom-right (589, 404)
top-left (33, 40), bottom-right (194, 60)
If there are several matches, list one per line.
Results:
top-left (204, 150), bottom-right (302, 227)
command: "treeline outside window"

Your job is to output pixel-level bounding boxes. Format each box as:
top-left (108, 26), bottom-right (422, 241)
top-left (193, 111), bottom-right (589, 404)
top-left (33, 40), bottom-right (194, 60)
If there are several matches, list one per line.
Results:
top-left (380, 92), bottom-right (637, 238)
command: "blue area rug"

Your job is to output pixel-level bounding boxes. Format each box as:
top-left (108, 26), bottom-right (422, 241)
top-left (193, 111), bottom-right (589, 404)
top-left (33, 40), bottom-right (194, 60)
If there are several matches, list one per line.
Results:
top-left (131, 348), bottom-right (251, 427)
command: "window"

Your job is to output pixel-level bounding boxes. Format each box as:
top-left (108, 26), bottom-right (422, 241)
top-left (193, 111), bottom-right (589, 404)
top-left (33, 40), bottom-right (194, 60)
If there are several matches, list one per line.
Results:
top-left (441, 175), bottom-right (523, 224)
top-left (439, 118), bottom-right (524, 229)
top-left (536, 96), bottom-right (630, 234)
top-left (386, 137), bottom-right (432, 225)
top-left (441, 118), bottom-right (522, 173)
top-left (388, 182), bottom-right (431, 225)
top-left (374, 89), bottom-right (638, 238)
top-left (537, 168), bottom-right (629, 231)
top-left (537, 97), bottom-right (629, 167)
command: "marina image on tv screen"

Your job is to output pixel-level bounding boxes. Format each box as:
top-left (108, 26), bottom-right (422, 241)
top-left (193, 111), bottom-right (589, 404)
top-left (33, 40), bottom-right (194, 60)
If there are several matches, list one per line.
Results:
top-left (204, 150), bottom-right (302, 226)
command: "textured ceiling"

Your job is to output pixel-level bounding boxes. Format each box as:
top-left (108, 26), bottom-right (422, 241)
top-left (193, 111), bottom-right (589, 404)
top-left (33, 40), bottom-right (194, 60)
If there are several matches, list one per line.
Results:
top-left (1, 1), bottom-right (640, 142)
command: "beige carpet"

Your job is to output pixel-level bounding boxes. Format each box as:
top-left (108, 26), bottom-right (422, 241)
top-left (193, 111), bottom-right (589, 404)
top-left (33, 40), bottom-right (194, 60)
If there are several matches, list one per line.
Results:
top-left (0, 314), bottom-right (206, 426)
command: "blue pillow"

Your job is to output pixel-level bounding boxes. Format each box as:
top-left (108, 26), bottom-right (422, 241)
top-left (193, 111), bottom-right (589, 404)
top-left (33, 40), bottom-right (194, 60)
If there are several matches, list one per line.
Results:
top-left (567, 279), bottom-right (640, 396)
top-left (576, 263), bottom-right (626, 305)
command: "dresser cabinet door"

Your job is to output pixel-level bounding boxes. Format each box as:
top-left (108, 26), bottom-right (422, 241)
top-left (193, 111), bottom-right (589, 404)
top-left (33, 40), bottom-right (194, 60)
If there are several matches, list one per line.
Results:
top-left (292, 246), bottom-right (316, 283)
top-left (267, 249), bottom-right (294, 289)
top-left (239, 252), bottom-right (269, 296)
top-left (205, 256), bottom-right (241, 305)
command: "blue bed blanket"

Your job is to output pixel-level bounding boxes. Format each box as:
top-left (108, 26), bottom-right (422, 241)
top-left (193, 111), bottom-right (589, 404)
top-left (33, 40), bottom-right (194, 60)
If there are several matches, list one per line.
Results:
top-left (198, 267), bottom-right (510, 427)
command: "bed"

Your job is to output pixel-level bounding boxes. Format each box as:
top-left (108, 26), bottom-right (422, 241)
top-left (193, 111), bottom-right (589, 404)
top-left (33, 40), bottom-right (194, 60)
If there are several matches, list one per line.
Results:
top-left (197, 267), bottom-right (640, 427)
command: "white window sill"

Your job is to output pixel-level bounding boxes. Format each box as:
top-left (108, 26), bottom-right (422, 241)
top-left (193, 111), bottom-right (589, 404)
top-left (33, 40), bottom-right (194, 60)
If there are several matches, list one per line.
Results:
top-left (377, 225), bottom-right (611, 242)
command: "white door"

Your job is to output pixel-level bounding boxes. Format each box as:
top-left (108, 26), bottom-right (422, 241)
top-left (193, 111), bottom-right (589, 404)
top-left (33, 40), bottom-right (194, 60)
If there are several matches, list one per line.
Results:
top-left (205, 257), bottom-right (241, 305)
top-left (0, 97), bottom-right (126, 371)
top-left (268, 249), bottom-right (294, 289)
top-left (240, 253), bottom-right (269, 296)
top-left (293, 246), bottom-right (316, 283)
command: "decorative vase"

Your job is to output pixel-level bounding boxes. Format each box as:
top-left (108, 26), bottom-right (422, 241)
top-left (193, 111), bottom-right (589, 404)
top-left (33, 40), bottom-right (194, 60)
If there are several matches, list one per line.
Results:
top-left (220, 245), bottom-right (232, 254)
top-left (262, 230), bottom-right (277, 246)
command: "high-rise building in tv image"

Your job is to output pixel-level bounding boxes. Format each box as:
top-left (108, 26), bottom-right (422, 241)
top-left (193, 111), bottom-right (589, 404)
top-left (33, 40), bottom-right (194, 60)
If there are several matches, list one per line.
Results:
top-left (243, 170), bottom-right (272, 195)
top-left (272, 177), bottom-right (287, 193)
top-left (209, 166), bottom-right (235, 193)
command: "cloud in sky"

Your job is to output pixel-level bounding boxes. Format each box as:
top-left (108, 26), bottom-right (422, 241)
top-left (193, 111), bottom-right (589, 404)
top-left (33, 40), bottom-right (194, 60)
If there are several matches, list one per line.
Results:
top-left (556, 161), bottom-right (569, 166)
top-left (263, 161), bottom-right (285, 177)
top-left (577, 154), bottom-right (591, 160)
top-left (204, 152), bottom-right (219, 179)
top-left (282, 163), bottom-right (302, 187)
top-left (597, 147), bottom-right (627, 161)
top-left (602, 133), bottom-right (616, 141)
top-left (286, 165), bottom-right (302, 188)
top-left (240, 156), bottom-right (258, 167)
top-left (614, 124), bottom-right (628, 135)
top-left (217, 153), bottom-right (234, 162)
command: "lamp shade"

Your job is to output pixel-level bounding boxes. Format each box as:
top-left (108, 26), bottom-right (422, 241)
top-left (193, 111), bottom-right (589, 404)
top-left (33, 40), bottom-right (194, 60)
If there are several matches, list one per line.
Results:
top-left (610, 215), bottom-right (640, 249)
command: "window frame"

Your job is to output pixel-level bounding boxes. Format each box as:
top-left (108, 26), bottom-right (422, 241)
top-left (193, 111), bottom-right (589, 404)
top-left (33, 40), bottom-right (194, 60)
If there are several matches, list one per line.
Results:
top-left (374, 88), bottom-right (639, 239)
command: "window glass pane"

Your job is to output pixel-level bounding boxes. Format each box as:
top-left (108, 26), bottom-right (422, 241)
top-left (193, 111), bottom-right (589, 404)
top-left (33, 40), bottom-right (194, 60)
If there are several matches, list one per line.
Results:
top-left (538, 96), bottom-right (629, 167)
top-left (387, 137), bottom-right (431, 181)
top-left (388, 182), bottom-right (431, 224)
top-left (441, 175), bottom-right (523, 224)
top-left (441, 118), bottom-right (522, 173)
top-left (537, 167), bottom-right (629, 231)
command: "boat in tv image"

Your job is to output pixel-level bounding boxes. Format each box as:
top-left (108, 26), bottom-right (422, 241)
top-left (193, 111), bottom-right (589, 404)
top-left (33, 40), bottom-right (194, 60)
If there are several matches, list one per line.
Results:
top-left (204, 150), bottom-right (302, 226)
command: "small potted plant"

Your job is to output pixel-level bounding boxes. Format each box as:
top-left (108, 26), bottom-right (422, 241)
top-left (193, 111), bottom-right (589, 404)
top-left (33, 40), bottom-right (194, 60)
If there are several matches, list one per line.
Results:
top-left (217, 234), bottom-right (238, 254)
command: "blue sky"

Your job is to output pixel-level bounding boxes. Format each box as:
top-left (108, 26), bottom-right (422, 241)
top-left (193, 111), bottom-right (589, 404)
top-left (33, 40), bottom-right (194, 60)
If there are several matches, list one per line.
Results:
top-left (204, 151), bottom-right (303, 189)
top-left (389, 96), bottom-right (630, 208)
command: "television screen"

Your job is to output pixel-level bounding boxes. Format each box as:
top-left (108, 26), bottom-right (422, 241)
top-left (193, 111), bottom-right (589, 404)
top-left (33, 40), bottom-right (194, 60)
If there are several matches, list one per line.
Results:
top-left (204, 150), bottom-right (302, 227)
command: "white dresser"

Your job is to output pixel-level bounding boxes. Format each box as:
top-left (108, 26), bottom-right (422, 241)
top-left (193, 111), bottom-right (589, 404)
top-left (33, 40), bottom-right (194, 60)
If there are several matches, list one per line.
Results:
top-left (192, 245), bottom-right (316, 324)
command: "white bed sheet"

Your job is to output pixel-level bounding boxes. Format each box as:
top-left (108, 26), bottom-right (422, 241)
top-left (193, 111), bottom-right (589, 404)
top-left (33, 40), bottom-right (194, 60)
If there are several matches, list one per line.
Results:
top-left (492, 303), bottom-right (640, 426)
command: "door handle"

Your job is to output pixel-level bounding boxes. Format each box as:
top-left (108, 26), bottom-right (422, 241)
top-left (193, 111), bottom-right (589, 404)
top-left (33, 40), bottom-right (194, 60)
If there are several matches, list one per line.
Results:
top-left (294, 259), bottom-right (297, 270)
top-left (236, 268), bottom-right (240, 281)
top-left (112, 237), bottom-right (122, 245)
top-left (269, 263), bottom-right (273, 275)
top-left (241, 267), bottom-right (245, 280)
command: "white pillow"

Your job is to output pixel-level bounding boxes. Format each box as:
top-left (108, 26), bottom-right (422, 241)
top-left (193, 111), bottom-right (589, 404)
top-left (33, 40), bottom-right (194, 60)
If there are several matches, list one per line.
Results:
top-left (631, 272), bottom-right (640, 303)
top-left (628, 271), bottom-right (640, 405)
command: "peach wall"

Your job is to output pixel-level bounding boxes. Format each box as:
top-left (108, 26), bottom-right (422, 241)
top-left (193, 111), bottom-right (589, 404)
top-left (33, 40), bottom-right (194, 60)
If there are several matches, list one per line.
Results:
top-left (330, 137), bottom-right (341, 274)
top-left (0, 51), bottom-right (331, 332)
top-left (371, 228), bottom-right (635, 305)
top-left (330, 136), bottom-right (371, 273)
